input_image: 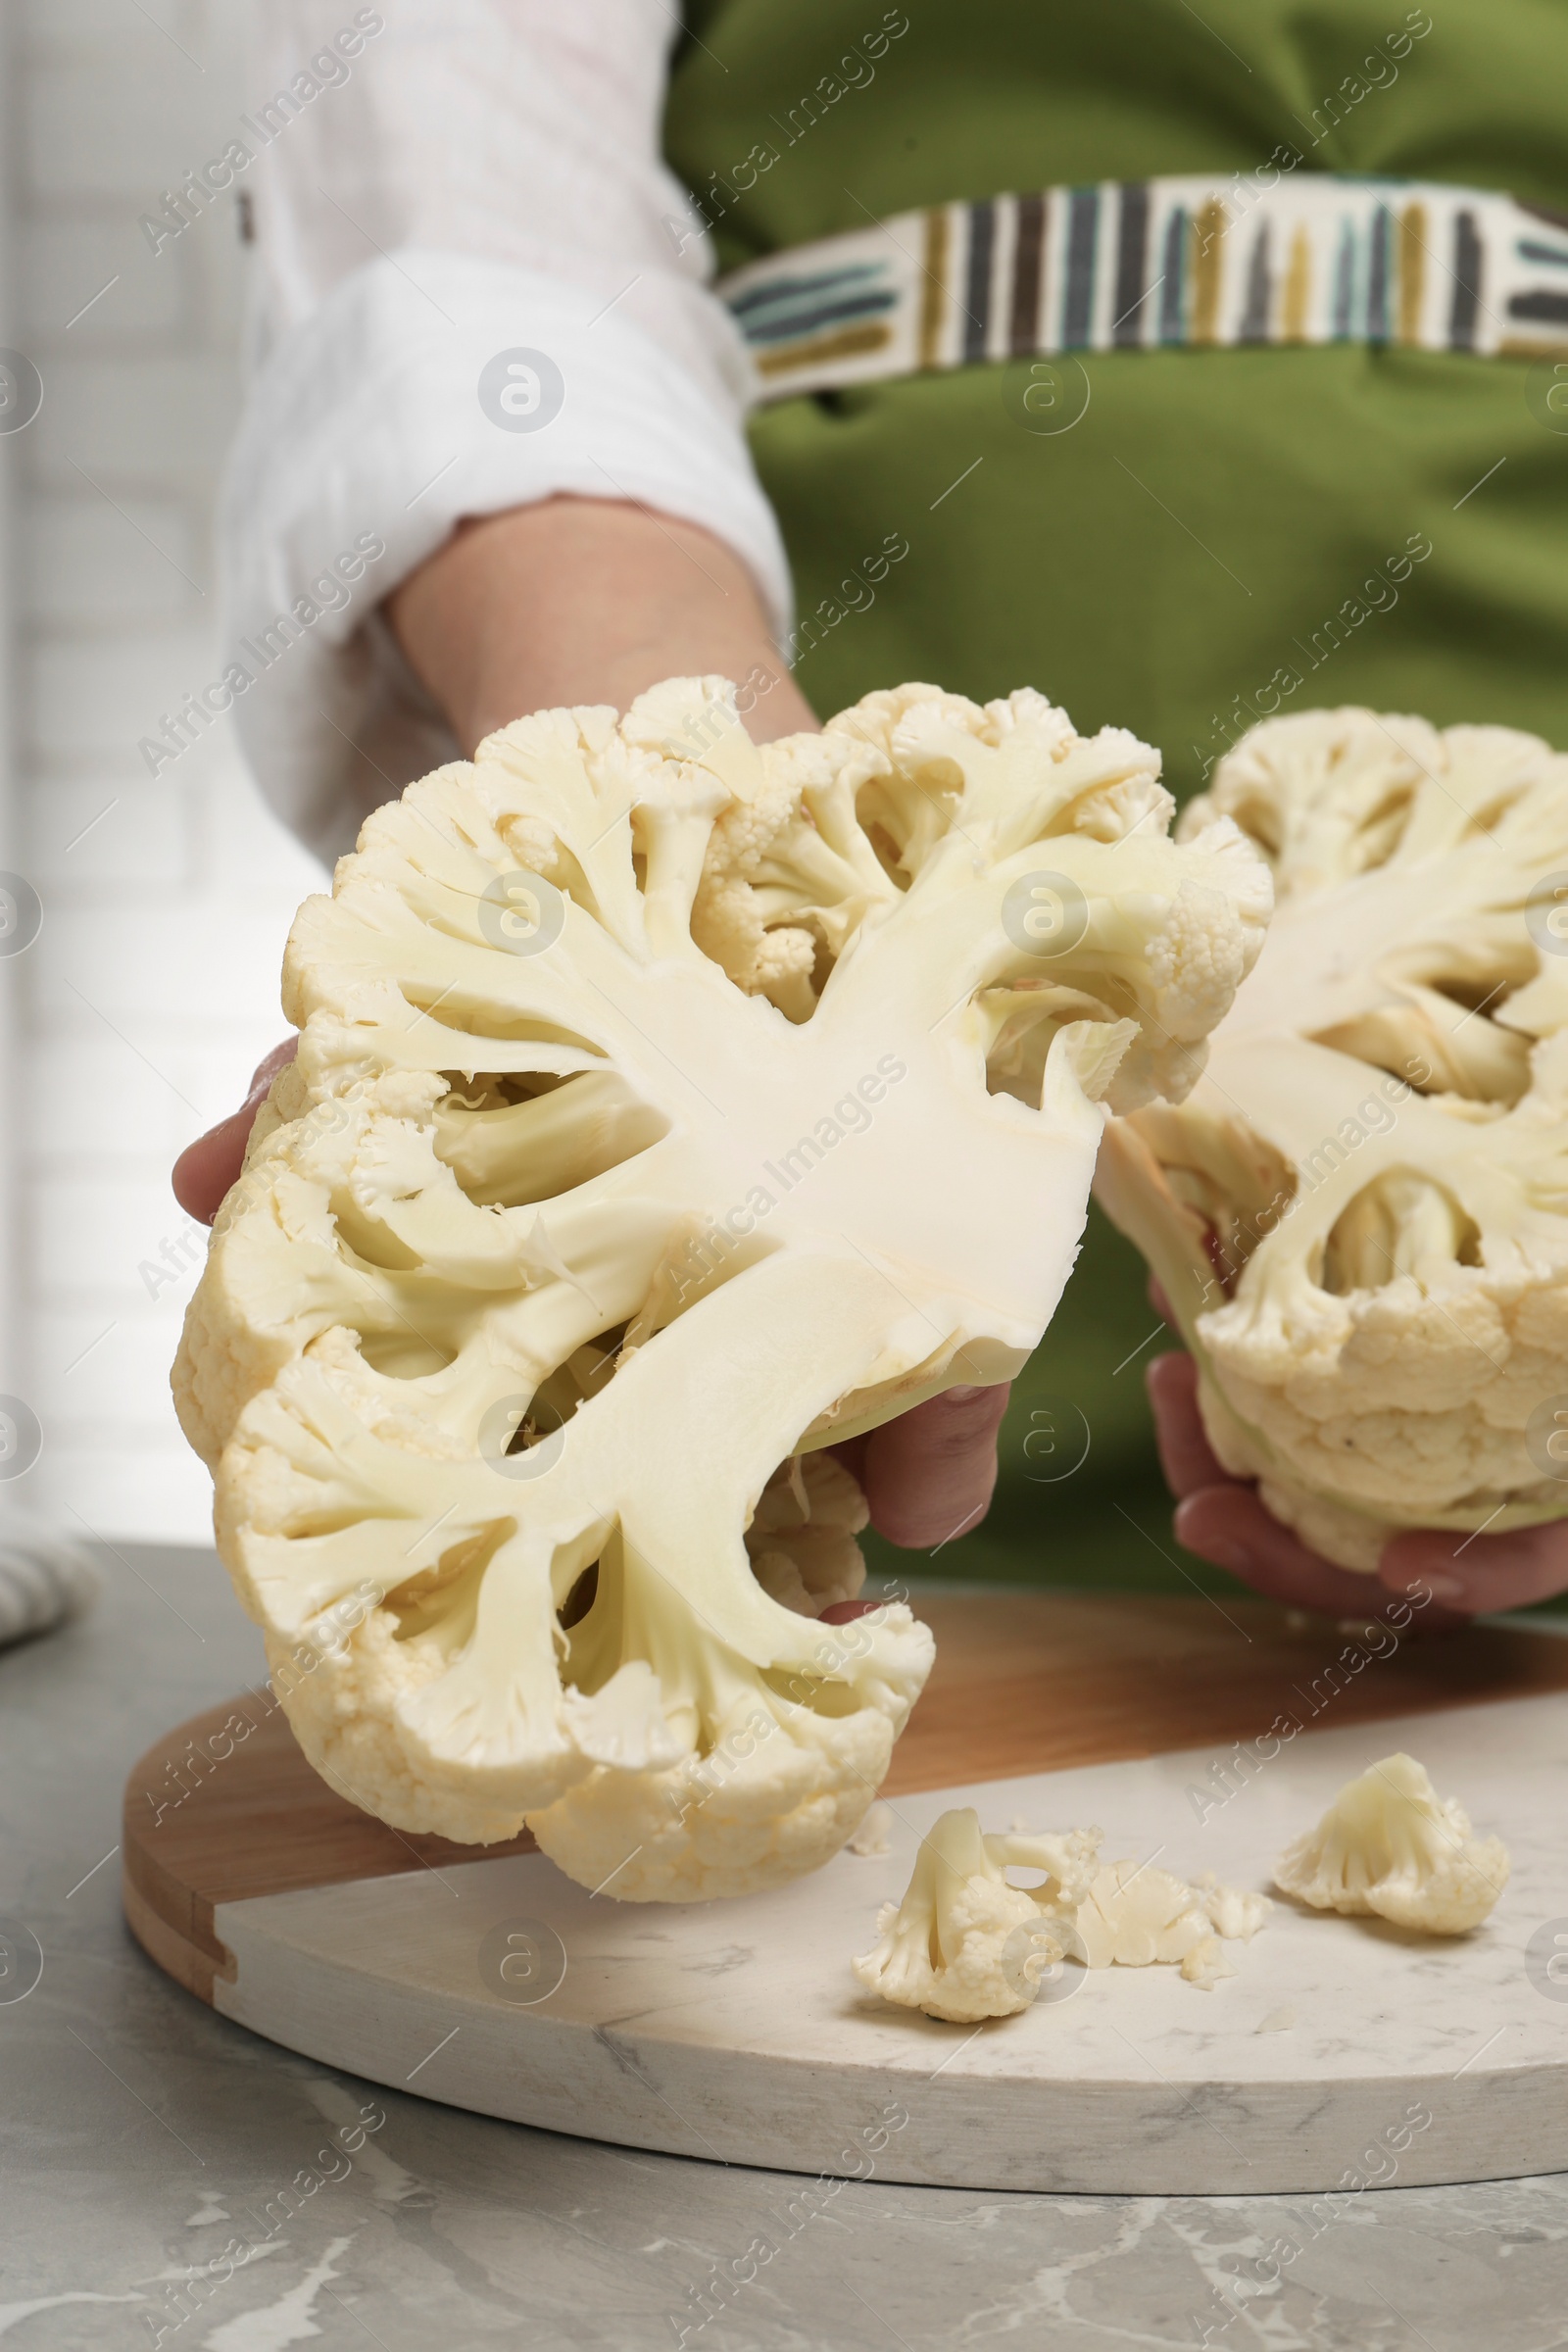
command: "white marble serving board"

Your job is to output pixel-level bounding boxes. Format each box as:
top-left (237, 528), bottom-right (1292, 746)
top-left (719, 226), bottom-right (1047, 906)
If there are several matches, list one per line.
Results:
top-left (213, 1690), bottom-right (1568, 2193)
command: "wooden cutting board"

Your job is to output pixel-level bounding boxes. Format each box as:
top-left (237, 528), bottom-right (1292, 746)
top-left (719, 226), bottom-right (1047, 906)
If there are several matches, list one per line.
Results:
top-left (122, 1592), bottom-right (1568, 2192)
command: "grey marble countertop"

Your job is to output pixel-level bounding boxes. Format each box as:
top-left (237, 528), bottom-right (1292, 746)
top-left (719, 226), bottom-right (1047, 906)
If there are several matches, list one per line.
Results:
top-left (4, 1546), bottom-right (1568, 2352)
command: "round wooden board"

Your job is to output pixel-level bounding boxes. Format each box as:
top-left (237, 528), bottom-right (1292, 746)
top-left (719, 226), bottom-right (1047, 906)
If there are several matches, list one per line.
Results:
top-left (123, 1594), bottom-right (1568, 2192)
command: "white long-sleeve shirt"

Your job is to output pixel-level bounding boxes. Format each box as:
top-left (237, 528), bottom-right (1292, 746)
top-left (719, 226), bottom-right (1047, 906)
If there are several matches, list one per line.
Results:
top-left (222, 2), bottom-right (788, 859)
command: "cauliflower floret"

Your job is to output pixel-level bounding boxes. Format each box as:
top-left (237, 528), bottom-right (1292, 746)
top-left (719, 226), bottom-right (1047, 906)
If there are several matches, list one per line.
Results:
top-left (1098, 707), bottom-right (1568, 1567)
top-left (853, 1807), bottom-right (1102, 2024)
top-left (744, 1451), bottom-right (868, 1618)
top-left (1273, 1751), bottom-right (1509, 1933)
top-left (687, 692), bottom-right (898, 1020)
top-left (530, 1666), bottom-right (907, 1902)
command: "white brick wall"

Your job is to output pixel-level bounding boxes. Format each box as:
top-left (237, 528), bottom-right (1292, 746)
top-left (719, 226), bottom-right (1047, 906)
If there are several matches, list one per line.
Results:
top-left (6, 0), bottom-right (323, 1541)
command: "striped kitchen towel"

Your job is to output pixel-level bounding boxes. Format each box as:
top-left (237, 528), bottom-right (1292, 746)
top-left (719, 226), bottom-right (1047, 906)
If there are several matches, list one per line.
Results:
top-left (719, 174), bottom-right (1568, 401)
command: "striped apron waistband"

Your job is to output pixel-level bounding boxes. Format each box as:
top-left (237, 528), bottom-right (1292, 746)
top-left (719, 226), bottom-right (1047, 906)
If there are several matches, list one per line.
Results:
top-left (717, 174), bottom-right (1568, 403)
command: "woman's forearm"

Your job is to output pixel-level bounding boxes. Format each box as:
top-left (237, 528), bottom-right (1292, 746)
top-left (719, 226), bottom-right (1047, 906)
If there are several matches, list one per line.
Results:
top-left (387, 495), bottom-right (816, 750)
top-left (176, 494), bottom-right (1008, 1550)
top-left (174, 495), bottom-right (811, 1225)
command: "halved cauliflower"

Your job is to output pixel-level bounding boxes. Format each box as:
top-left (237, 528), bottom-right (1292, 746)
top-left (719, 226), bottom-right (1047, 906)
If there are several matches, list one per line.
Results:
top-left (1097, 708), bottom-right (1568, 1568)
top-left (1273, 1751), bottom-right (1509, 1932)
top-left (174, 677), bottom-right (1266, 1898)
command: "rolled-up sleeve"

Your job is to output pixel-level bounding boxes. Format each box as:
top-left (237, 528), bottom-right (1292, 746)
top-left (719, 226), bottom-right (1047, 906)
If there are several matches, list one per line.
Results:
top-left (221, 1), bottom-right (788, 860)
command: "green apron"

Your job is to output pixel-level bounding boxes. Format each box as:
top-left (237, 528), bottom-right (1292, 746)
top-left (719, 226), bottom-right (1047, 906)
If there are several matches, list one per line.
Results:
top-left (665, 1), bottom-right (1568, 1592)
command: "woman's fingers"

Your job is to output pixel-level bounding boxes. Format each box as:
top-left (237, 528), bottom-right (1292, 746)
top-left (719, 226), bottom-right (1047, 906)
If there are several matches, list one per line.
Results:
top-left (1381, 1520), bottom-right (1568, 1616)
top-left (858, 1383), bottom-right (1011, 1550)
top-left (1175, 1479), bottom-right (1462, 1624)
top-left (1148, 1275), bottom-right (1178, 1332)
top-left (1148, 1348), bottom-right (1465, 1624)
top-left (171, 1104), bottom-right (261, 1224)
top-left (172, 1037), bottom-right (298, 1223)
top-left (819, 1598), bottom-right (880, 1624)
top-left (1146, 1350), bottom-right (1230, 1497)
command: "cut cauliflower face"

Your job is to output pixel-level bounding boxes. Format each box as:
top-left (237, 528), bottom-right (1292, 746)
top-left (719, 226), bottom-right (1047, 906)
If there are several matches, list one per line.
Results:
top-left (1096, 708), bottom-right (1568, 1569)
top-left (1273, 1751), bottom-right (1509, 1933)
top-left (174, 677), bottom-right (1265, 1900)
top-left (853, 1807), bottom-right (1102, 2023)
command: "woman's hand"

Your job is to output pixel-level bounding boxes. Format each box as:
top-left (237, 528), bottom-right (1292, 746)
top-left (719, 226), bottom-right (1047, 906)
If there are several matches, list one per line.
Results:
top-left (830, 1383), bottom-right (1013, 1552)
top-left (172, 496), bottom-right (1010, 1552)
top-left (1148, 1347), bottom-right (1568, 1618)
top-left (172, 1037), bottom-right (297, 1224)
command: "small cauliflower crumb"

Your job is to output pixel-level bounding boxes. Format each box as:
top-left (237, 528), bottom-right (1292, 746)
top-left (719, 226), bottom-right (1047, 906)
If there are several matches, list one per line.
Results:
top-left (1257, 2006), bottom-right (1297, 2034)
top-left (1181, 1935), bottom-right (1238, 1989)
top-left (1192, 1871), bottom-right (1274, 1942)
top-left (848, 1803), bottom-right (893, 1858)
